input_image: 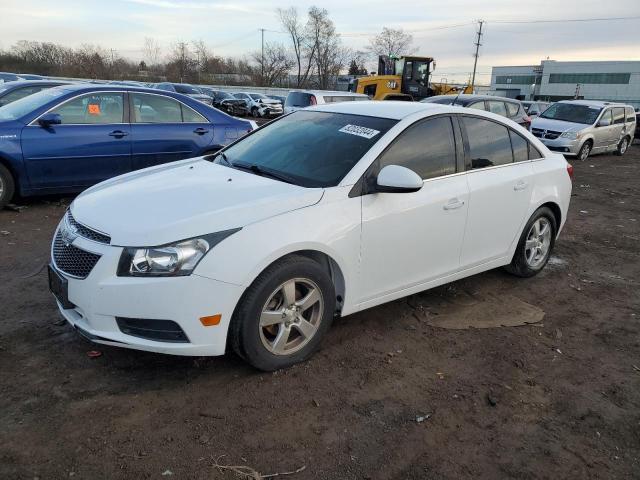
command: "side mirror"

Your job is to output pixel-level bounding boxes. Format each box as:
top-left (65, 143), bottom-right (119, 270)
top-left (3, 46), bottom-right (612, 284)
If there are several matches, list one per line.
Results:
top-left (597, 117), bottom-right (611, 127)
top-left (38, 113), bottom-right (62, 127)
top-left (376, 165), bottom-right (423, 193)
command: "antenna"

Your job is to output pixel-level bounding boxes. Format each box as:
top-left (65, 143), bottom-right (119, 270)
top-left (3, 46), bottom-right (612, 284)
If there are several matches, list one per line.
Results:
top-left (451, 84), bottom-right (468, 106)
top-left (470, 20), bottom-right (484, 91)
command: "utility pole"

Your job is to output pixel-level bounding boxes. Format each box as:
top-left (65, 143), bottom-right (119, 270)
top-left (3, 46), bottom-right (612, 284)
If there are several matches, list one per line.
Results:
top-left (471, 20), bottom-right (484, 91)
top-left (260, 28), bottom-right (265, 86)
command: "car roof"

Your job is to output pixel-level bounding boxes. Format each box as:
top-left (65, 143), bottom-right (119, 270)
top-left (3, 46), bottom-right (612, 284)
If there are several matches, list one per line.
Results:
top-left (310, 100), bottom-right (457, 120)
top-left (557, 99), bottom-right (628, 107)
top-left (294, 90), bottom-right (368, 97)
top-left (425, 94), bottom-right (520, 105)
top-left (0, 79), bottom-right (71, 89)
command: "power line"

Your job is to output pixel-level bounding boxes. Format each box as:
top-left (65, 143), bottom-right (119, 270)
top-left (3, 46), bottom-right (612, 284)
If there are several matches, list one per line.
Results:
top-left (489, 15), bottom-right (640, 24)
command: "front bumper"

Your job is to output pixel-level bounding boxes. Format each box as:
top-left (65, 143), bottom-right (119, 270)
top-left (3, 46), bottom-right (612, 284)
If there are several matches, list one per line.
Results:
top-left (258, 105), bottom-right (283, 116)
top-left (536, 136), bottom-right (581, 156)
top-left (51, 233), bottom-right (245, 356)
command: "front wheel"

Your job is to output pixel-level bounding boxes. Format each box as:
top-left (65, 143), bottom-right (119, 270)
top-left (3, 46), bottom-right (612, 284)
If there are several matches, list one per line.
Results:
top-left (0, 163), bottom-right (15, 209)
top-left (505, 207), bottom-right (557, 278)
top-left (577, 140), bottom-right (592, 161)
top-left (229, 255), bottom-right (336, 371)
top-left (251, 107), bottom-right (260, 118)
top-left (615, 136), bottom-right (629, 156)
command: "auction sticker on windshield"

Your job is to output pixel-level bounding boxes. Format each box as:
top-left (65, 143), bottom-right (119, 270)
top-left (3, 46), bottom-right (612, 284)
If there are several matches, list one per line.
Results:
top-left (339, 124), bottom-right (381, 139)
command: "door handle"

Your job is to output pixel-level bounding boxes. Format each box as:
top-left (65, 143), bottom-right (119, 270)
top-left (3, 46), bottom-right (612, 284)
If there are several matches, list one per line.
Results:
top-left (514, 180), bottom-right (528, 191)
top-left (443, 199), bottom-right (465, 210)
top-left (193, 127), bottom-right (209, 135)
top-left (108, 130), bottom-right (128, 138)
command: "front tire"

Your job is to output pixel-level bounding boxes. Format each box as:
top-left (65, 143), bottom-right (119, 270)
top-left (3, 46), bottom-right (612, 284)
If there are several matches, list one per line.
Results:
top-left (0, 163), bottom-right (15, 209)
top-left (615, 136), bottom-right (629, 156)
top-left (251, 107), bottom-right (260, 118)
top-left (577, 140), bottom-right (592, 161)
top-left (505, 207), bottom-right (557, 278)
top-left (229, 255), bottom-right (336, 371)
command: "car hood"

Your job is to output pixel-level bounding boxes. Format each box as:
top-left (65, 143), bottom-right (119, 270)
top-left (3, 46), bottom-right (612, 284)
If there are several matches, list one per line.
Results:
top-left (72, 159), bottom-right (323, 246)
top-left (531, 117), bottom-right (588, 133)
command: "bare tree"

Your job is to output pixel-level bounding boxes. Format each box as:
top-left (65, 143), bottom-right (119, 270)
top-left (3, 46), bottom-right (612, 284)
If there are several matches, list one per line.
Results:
top-left (142, 37), bottom-right (162, 66)
top-left (166, 41), bottom-right (197, 82)
top-left (368, 27), bottom-right (415, 58)
top-left (251, 42), bottom-right (293, 86)
top-left (310, 8), bottom-right (347, 89)
top-left (192, 39), bottom-right (211, 81)
top-left (277, 6), bottom-right (317, 88)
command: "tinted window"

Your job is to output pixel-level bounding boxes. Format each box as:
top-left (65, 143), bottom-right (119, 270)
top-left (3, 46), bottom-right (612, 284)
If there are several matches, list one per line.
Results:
top-left (52, 93), bottom-right (124, 124)
top-left (215, 110), bottom-right (396, 188)
top-left (181, 104), bottom-right (207, 123)
top-left (0, 86), bottom-right (48, 106)
top-left (541, 103), bottom-right (601, 124)
top-left (509, 130), bottom-right (528, 162)
top-left (505, 102), bottom-right (520, 117)
top-left (378, 117), bottom-right (457, 180)
top-left (131, 93), bottom-right (182, 123)
top-left (363, 85), bottom-right (377, 98)
top-left (468, 101), bottom-right (486, 111)
top-left (487, 101), bottom-right (507, 117)
top-left (174, 84), bottom-right (200, 94)
top-left (462, 117), bottom-right (513, 169)
top-left (0, 87), bottom-right (68, 121)
top-left (285, 92), bottom-right (312, 107)
top-left (612, 107), bottom-right (625, 125)
top-left (529, 144), bottom-right (543, 160)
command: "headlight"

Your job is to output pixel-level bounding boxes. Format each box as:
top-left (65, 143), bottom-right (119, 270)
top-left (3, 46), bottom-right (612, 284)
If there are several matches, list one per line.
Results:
top-left (117, 229), bottom-right (240, 277)
top-left (560, 131), bottom-right (579, 139)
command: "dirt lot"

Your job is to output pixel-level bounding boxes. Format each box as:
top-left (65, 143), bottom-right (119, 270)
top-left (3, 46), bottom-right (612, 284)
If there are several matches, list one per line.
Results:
top-left (1, 147), bottom-right (639, 479)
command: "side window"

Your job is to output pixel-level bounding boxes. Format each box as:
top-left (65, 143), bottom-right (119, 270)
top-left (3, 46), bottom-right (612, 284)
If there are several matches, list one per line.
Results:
top-left (363, 84), bottom-right (377, 98)
top-left (599, 109), bottom-right (613, 125)
top-left (51, 93), bottom-right (124, 124)
top-left (487, 101), bottom-right (508, 117)
top-left (505, 102), bottom-right (520, 117)
top-left (462, 116), bottom-right (513, 169)
top-left (378, 116), bottom-right (457, 180)
top-left (181, 104), bottom-right (207, 123)
top-left (468, 101), bottom-right (486, 111)
top-left (626, 107), bottom-right (636, 122)
top-left (529, 144), bottom-right (543, 160)
top-left (509, 130), bottom-right (528, 162)
top-left (612, 107), bottom-right (625, 125)
top-left (131, 93), bottom-right (182, 123)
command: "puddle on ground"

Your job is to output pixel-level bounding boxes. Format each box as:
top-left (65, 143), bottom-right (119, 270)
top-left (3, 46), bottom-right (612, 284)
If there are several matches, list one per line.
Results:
top-left (410, 291), bottom-right (545, 330)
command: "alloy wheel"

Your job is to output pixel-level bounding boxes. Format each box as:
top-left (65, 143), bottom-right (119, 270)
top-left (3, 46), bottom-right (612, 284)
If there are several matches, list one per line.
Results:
top-left (524, 218), bottom-right (552, 268)
top-left (620, 138), bottom-right (628, 154)
top-left (259, 278), bottom-right (324, 356)
top-left (579, 143), bottom-right (591, 161)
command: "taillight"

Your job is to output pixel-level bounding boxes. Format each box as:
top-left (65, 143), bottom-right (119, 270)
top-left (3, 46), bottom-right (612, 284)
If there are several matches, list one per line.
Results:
top-left (566, 163), bottom-right (574, 180)
top-left (310, 95), bottom-right (317, 106)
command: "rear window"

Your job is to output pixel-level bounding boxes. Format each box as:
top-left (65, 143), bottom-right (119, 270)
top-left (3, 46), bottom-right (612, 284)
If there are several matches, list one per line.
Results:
top-left (0, 87), bottom-right (69, 121)
top-left (505, 102), bottom-right (520, 117)
top-left (285, 92), bottom-right (313, 107)
top-left (612, 107), bottom-right (626, 125)
top-left (215, 110), bottom-right (396, 187)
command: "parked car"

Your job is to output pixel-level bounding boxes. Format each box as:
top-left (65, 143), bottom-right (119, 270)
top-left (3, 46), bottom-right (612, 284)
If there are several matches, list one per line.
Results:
top-left (521, 101), bottom-right (551, 118)
top-left (0, 84), bottom-right (253, 207)
top-left (267, 95), bottom-right (286, 105)
top-left (48, 101), bottom-right (572, 370)
top-left (233, 92), bottom-right (283, 118)
top-left (154, 82), bottom-right (213, 105)
top-left (0, 80), bottom-right (71, 107)
top-left (283, 90), bottom-right (369, 114)
top-left (0, 72), bottom-right (21, 83)
top-left (421, 94), bottom-right (531, 128)
top-left (530, 100), bottom-right (636, 160)
top-left (205, 89), bottom-right (248, 116)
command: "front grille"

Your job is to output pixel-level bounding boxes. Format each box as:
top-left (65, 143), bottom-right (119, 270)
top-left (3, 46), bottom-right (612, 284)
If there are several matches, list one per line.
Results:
top-left (52, 230), bottom-right (101, 278)
top-left (116, 317), bottom-right (190, 343)
top-left (532, 128), bottom-right (562, 140)
top-left (67, 211), bottom-right (111, 244)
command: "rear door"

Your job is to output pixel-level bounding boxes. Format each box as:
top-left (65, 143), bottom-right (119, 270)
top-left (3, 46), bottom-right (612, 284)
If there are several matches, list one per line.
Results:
top-left (610, 107), bottom-right (626, 148)
top-left (129, 92), bottom-right (214, 170)
top-left (593, 109), bottom-right (614, 150)
top-left (458, 115), bottom-right (534, 267)
top-left (21, 91), bottom-right (131, 189)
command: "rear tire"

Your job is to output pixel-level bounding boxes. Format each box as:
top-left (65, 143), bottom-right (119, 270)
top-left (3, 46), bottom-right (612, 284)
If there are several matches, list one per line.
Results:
top-left (229, 255), bottom-right (336, 371)
top-left (505, 206), bottom-right (557, 278)
top-left (251, 107), bottom-right (260, 118)
top-left (577, 140), bottom-right (592, 161)
top-left (615, 136), bottom-right (630, 156)
top-left (0, 163), bottom-right (15, 209)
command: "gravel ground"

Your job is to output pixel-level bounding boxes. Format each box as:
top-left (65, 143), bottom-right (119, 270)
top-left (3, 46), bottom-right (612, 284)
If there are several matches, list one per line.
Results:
top-left (1, 146), bottom-right (639, 479)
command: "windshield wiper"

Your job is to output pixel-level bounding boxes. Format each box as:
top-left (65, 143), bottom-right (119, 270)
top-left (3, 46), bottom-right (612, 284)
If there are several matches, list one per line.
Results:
top-left (232, 161), bottom-right (298, 185)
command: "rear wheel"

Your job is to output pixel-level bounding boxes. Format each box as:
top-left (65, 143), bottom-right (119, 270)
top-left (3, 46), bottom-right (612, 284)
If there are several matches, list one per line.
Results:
top-left (577, 140), bottom-right (592, 161)
top-left (0, 163), bottom-right (15, 209)
top-left (251, 107), bottom-right (260, 118)
top-left (615, 136), bottom-right (630, 156)
top-left (229, 255), bottom-right (335, 371)
top-left (505, 207), bottom-right (557, 278)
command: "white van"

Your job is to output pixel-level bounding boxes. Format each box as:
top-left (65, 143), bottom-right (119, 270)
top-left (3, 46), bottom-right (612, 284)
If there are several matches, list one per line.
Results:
top-left (284, 90), bottom-right (369, 114)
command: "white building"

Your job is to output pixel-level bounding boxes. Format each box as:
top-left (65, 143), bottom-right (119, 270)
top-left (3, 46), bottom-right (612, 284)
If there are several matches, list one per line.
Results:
top-left (491, 60), bottom-right (640, 108)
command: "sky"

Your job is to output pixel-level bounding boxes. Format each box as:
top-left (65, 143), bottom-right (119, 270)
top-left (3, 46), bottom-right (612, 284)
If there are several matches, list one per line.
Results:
top-left (1, 0), bottom-right (639, 84)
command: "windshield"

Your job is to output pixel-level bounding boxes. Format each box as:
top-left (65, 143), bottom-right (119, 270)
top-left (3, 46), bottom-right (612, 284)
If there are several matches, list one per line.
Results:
top-left (0, 87), bottom-right (69, 121)
top-left (214, 110), bottom-right (397, 187)
top-left (540, 103), bottom-right (602, 125)
top-left (249, 93), bottom-right (267, 100)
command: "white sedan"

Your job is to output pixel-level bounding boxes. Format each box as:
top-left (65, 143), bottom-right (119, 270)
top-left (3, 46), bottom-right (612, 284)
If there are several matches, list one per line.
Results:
top-left (49, 101), bottom-right (572, 370)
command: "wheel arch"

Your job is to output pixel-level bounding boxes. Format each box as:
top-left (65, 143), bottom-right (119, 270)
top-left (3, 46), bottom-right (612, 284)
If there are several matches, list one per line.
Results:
top-left (539, 201), bottom-right (562, 232)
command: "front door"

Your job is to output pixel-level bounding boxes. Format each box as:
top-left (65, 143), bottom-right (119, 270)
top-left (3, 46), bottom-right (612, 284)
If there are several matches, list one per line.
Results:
top-left (130, 92), bottom-right (214, 170)
top-left (21, 92), bottom-right (131, 189)
top-left (359, 116), bottom-right (469, 304)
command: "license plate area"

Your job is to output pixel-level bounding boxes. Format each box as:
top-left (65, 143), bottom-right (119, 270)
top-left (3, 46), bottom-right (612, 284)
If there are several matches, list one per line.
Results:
top-left (48, 264), bottom-right (75, 310)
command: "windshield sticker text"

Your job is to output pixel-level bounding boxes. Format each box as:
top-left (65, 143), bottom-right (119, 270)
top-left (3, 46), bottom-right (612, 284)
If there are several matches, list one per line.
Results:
top-left (339, 124), bottom-right (380, 139)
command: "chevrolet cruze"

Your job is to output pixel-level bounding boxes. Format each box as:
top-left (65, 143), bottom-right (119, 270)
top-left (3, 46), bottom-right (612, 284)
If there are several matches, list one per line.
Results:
top-left (49, 102), bottom-right (572, 371)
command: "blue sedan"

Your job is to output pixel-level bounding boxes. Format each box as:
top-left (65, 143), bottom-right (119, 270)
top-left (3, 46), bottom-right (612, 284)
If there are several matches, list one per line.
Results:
top-left (0, 84), bottom-right (254, 207)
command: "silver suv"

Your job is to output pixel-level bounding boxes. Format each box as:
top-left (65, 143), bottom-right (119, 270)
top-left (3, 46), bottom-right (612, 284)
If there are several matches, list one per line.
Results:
top-left (531, 100), bottom-right (636, 160)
